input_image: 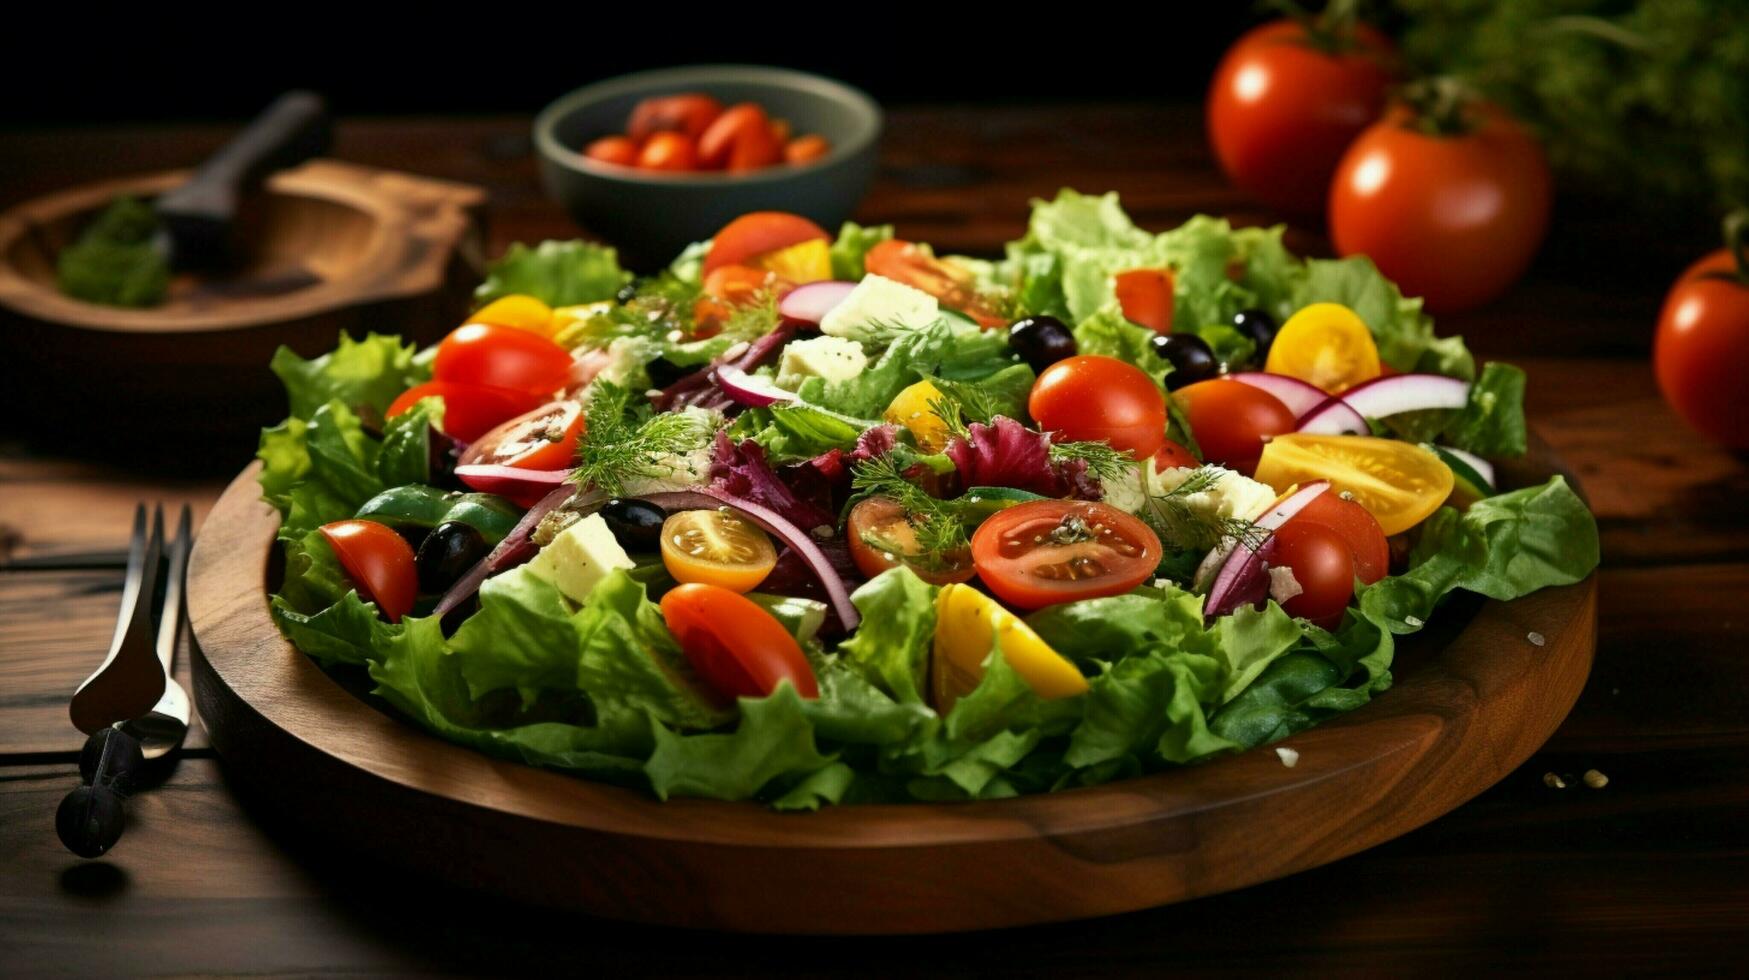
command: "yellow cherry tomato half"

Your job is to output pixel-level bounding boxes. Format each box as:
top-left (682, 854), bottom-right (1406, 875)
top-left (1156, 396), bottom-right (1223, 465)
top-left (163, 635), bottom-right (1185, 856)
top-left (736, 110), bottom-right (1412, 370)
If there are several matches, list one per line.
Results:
top-left (884, 379), bottom-right (952, 453)
top-left (659, 509), bottom-right (777, 593)
top-left (469, 295), bottom-right (556, 336)
top-left (931, 583), bottom-right (1089, 714)
top-left (755, 238), bottom-right (833, 285)
top-left (1264, 302), bottom-right (1382, 393)
top-left (1252, 434), bottom-right (1454, 536)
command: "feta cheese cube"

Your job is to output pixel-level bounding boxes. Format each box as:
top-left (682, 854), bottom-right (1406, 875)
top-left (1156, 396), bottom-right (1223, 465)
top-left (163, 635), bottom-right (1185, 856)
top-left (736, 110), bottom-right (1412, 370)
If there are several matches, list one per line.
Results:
top-left (524, 512), bottom-right (634, 604)
top-left (777, 335), bottom-right (868, 388)
top-left (819, 274), bottom-right (940, 341)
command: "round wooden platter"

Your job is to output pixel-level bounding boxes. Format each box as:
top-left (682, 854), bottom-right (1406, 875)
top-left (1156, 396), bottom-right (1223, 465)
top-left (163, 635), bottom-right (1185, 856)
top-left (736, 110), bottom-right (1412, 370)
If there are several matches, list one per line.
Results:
top-left (187, 447), bottom-right (1597, 935)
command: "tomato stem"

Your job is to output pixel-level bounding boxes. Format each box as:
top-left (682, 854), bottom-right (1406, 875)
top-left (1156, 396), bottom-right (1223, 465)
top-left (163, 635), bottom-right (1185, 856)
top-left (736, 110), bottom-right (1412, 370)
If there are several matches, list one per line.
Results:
top-left (1267, 0), bottom-right (1361, 55)
top-left (1726, 209), bottom-right (1749, 285)
top-left (1398, 77), bottom-right (1479, 138)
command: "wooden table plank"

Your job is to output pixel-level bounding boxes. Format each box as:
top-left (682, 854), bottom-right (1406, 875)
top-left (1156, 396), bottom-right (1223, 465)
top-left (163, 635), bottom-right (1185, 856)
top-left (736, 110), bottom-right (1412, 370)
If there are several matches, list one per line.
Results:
top-left (1, 745), bottom-right (1743, 976)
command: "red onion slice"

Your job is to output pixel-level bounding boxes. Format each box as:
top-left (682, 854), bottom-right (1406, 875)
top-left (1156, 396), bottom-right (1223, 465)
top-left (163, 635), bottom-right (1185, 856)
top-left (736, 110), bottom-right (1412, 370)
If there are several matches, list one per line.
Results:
top-left (1203, 480), bottom-right (1330, 622)
top-left (455, 464), bottom-right (575, 508)
top-left (778, 280), bottom-right (856, 324)
top-left (713, 365), bottom-right (800, 408)
top-left (1296, 396), bottom-right (1370, 435)
top-left (433, 484), bottom-right (587, 617)
top-left (1228, 372), bottom-right (1330, 419)
top-left (639, 488), bottom-right (860, 632)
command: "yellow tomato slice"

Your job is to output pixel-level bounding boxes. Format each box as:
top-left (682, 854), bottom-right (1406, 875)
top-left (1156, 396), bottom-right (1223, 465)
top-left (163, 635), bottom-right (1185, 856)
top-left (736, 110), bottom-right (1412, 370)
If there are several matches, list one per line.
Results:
top-left (1264, 302), bottom-right (1382, 393)
top-left (470, 295), bottom-right (556, 336)
top-left (1253, 434), bottom-right (1454, 536)
top-left (659, 510), bottom-right (777, 593)
top-left (885, 380), bottom-right (952, 453)
top-left (931, 583), bottom-right (1089, 713)
top-left (756, 238), bottom-right (833, 285)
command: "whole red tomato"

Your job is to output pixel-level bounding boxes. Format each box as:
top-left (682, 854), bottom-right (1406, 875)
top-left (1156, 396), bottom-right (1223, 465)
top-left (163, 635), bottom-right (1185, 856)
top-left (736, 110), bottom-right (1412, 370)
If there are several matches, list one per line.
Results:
top-left (1206, 18), bottom-right (1396, 217)
top-left (1654, 223), bottom-right (1749, 450)
top-left (1329, 99), bottom-right (1551, 313)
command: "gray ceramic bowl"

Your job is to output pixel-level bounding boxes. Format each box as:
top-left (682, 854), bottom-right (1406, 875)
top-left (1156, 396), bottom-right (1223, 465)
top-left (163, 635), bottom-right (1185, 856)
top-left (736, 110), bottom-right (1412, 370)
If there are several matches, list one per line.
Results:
top-left (534, 65), bottom-right (881, 270)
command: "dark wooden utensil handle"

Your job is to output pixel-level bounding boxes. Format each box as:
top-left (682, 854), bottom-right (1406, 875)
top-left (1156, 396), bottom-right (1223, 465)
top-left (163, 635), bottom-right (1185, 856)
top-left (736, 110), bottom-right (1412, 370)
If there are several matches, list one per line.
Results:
top-left (154, 91), bottom-right (331, 268)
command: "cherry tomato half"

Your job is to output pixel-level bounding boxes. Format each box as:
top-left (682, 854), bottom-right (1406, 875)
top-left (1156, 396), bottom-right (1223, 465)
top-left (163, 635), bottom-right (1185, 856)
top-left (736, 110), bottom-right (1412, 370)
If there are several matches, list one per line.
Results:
top-left (1029, 355), bottom-right (1168, 458)
top-left (847, 496), bottom-right (976, 586)
top-left (864, 239), bottom-right (1007, 329)
top-left (659, 509), bottom-right (777, 593)
top-left (582, 136), bottom-right (639, 168)
top-left (387, 381), bottom-right (545, 444)
top-left (628, 93), bottom-right (724, 143)
top-left (458, 400), bottom-right (585, 471)
top-left (1206, 18), bottom-right (1396, 216)
top-left (660, 583), bottom-right (819, 703)
top-left (1330, 101), bottom-right (1551, 314)
top-left (703, 211), bottom-right (829, 277)
top-left (1174, 378), bottom-right (1296, 475)
top-left (971, 499), bottom-right (1163, 610)
top-left (637, 131), bottom-right (698, 172)
top-left (1115, 268), bottom-right (1175, 333)
top-left (1152, 438), bottom-right (1199, 471)
top-left (1654, 243), bottom-right (1749, 450)
top-left (1287, 490), bottom-right (1389, 585)
top-left (1267, 520), bottom-right (1355, 629)
top-left (319, 519), bottom-right (417, 622)
top-left (434, 323), bottom-right (573, 397)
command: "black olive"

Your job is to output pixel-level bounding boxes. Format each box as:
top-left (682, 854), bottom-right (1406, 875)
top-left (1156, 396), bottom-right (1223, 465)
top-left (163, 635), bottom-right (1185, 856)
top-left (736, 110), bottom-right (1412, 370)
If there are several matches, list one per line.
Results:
top-left (599, 498), bottom-right (666, 552)
top-left (1233, 309), bottom-right (1278, 358)
top-left (615, 281), bottom-right (639, 305)
top-left (644, 358), bottom-right (689, 390)
top-left (416, 521), bottom-right (491, 595)
top-left (79, 728), bottom-right (145, 792)
top-left (57, 784), bottom-right (126, 858)
top-left (1007, 316), bottom-right (1077, 373)
top-left (1152, 333), bottom-right (1221, 390)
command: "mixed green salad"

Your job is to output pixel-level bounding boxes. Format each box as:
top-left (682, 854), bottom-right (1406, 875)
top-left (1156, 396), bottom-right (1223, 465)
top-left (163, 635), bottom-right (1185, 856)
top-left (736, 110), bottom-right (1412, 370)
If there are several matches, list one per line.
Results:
top-left (258, 190), bottom-right (1598, 808)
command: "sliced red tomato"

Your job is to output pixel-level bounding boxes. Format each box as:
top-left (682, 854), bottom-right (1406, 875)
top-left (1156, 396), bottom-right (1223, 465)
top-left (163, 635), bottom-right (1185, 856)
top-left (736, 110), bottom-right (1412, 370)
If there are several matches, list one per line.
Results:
top-left (319, 520), bottom-right (417, 622)
top-left (1028, 355), bottom-right (1168, 458)
top-left (846, 496), bottom-right (976, 586)
top-left (628, 93), bottom-right (724, 143)
top-left (1152, 438), bottom-right (1199, 471)
top-left (970, 500), bottom-right (1163, 610)
top-left (694, 264), bottom-right (792, 335)
top-left (1287, 490), bottom-right (1389, 585)
top-left (660, 583), bottom-right (819, 703)
top-left (864, 239), bottom-right (1007, 329)
top-left (458, 400), bottom-right (585, 471)
top-left (1267, 520), bottom-right (1355, 629)
top-left (703, 211), bottom-right (829, 276)
top-left (387, 381), bottom-right (545, 444)
top-left (434, 324), bottom-right (573, 397)
top-left (1174, 378), bottom-right (1296, 474)
top-left (1115, 269), bottom-right (1175, 333)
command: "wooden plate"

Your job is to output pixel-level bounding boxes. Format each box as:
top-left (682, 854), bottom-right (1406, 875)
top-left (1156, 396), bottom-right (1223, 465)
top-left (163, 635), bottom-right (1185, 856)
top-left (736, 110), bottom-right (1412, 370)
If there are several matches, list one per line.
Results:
top-left (187, 445), bottom-right (1596, 934)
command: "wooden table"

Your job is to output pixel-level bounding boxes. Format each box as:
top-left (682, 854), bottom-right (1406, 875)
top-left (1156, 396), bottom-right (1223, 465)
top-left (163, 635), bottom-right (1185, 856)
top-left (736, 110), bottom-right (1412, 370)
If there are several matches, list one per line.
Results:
top-left (3, 106), bottom-right (1745, 976)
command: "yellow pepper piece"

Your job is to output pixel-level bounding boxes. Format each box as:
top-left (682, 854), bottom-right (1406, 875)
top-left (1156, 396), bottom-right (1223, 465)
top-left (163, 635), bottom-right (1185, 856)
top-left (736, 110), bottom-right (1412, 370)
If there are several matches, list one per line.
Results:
top-left (931, 583), bottom-right (1089, 713)
top-left (884, 380), bottom-right (951, 453)
top-left (470, 295), bottom-right (555, 336)
top-left (756, 239), bottom-right (833, 285)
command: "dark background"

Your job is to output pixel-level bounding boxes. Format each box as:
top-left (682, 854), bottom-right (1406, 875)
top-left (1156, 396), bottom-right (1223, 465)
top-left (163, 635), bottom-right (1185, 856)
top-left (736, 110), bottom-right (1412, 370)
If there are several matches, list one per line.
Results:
top-left (2, 12), bottom-right (1269, 126)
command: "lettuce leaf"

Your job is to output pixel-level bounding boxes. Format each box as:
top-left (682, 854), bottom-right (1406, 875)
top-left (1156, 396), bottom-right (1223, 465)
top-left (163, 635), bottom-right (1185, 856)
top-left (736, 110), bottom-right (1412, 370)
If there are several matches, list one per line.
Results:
top-left (1441, 362), bottom-right (1528, 457)
top-left (829, 221), bottom-right (893, 280)
top-left (837, 567), bottom-right (940, 704)
top-left (1294, 257), bottom-right (1475, 380)
top-left (269, 333), bottom-right (427, 420)
top-left (473, 239), bottom-right (631, 308)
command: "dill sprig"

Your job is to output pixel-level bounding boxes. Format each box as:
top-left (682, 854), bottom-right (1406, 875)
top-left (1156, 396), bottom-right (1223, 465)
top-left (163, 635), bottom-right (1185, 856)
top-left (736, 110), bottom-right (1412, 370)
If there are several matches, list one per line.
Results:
top-left (1048, 439), bottom-right (1134, 482)
top-left (569, 381), bottom-right (707, 497)
top-left (849, 451), bottom-right (969, 568)
top-left (1139, 465), bottom-right (1266, 553)
top-left (924, 375), bottom-right (1005, 441)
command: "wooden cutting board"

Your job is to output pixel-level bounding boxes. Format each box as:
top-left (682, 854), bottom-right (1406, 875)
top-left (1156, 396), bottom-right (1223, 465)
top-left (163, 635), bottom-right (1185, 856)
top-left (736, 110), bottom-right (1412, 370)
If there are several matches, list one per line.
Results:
top-left (185, 444), bottom-right (1596, 934)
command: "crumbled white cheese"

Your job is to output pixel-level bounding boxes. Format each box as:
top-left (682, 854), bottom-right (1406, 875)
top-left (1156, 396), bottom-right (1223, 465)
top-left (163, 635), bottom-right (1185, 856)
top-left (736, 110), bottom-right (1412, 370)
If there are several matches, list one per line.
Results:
top-left (524, 513), bottom-right (634, 604)
top-left (1267, 565), bottom-right (1303, 604)
top-left (1275, 747), bottom-right (1300, 768)
top-left (1149, 464), bottom-right (1278, 523)
top-left (1096, 461), bottom-right (1150, 515)
top-left (819, 274), bottom-right (939, 341)
top-left (776, 335), bottom-right (868, 388)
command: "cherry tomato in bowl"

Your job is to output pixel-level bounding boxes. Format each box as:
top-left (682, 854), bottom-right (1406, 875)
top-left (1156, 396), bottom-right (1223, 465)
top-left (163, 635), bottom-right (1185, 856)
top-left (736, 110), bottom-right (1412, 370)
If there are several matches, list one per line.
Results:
top-left (434, 324), bottom-right (574, 397)
top-left (660, 583), bottom-right (819, 703)
top-left (1174, 378), bottom-right (1296, 474)
top-left (1653, 217), bottom-right (1749, 450)
top-left (1266, 520), bottom-right (1355, 629)
top-left (1206, 17), bottom-right (1396, 216)
top-left (1330, 99), bottom-right (1551, 314)
top-left (1285, 490), bottom-right (1389, 585)
top-left (637, 132), bottom-right (699, 172)
top-left (970, 499), bottom-right (1162, 610)
top-left (319, 520), bottom-right (418, 622)
top-left (1029, 355), bottom-right (1168, 458)
top-left (628, 93), bottom-right (724, 143)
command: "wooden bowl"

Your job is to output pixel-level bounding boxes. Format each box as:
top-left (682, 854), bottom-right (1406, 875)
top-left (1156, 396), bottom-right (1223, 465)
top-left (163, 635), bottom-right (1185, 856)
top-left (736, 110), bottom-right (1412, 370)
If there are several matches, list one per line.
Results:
top-left (0, 161), bottom-right (484, 455)
top-left (186, 440), bottom-right (1597, 933)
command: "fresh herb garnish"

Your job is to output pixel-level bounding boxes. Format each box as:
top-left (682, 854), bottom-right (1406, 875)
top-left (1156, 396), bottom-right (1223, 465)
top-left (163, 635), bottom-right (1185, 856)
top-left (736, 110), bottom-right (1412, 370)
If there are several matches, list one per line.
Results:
top-left (849, 450), bottom-right (970, 568)
top-left (1047, 439), bottom-right (1133, 482)
top-left (924, 375), bottom-right (1005, 441)
top-left (569, 381), bottom-right (708, 496)
top-left (1138, 465), bottom-right (1264, 552)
